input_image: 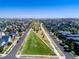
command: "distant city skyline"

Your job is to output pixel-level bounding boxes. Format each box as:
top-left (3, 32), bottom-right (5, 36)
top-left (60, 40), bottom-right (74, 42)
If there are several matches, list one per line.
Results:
top-left (0, 0), bottom-right (79, 18)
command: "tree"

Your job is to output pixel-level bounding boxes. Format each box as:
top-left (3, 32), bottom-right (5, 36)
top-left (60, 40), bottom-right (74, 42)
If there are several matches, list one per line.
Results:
top-left (71, 29), bottom-right (78, 34)
top-left (18, 28), bottom-right (22, 33)
top-left (8, 42), bottom-right (12, 46)
top-left (68, 40), bottom-right (74, 51)
top-left (42, 33), bottom-right (45, 38)
top-left (19, 32), bottom-right (22, 36)
top-left (51, 29), bottom-right (55, 32)
top-left (0, 47), bottom-right (3, 52)
top-left (6, 28), bottom-right (12, 33)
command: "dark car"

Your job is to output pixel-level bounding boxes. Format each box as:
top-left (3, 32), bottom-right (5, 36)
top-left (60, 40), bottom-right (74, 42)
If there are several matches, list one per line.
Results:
top-left (59, 43), bottom-right (64, 46)
top-left (19, 37), bottom-right (21, 39)
top-left (17, 40), bottom-right (19, 43)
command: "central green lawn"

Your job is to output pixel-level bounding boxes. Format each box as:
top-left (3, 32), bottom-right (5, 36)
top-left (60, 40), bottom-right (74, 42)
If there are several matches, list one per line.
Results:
top-left (21, 30), bottom-right (53, 55)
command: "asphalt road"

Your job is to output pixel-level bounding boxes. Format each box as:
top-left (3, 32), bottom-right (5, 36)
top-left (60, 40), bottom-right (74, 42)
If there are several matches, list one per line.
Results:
top-left (0, 28), bottom-right (30, 59)
top-left (48, 32), bottom-right (75, 59)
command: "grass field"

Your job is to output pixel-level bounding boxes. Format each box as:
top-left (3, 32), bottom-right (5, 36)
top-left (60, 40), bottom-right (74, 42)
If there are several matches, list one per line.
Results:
top-left (21, 30), bottom-right (54, 55)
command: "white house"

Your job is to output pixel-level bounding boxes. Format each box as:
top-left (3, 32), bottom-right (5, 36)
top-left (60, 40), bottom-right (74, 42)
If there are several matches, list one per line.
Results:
top-left (0, 32), bottom-right (5, 38)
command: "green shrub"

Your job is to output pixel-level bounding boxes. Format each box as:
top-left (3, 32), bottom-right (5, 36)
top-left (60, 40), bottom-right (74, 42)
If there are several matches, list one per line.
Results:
top-left (8, 42), bottom-right (12, 46)
top-left (0, 47), bottom-right (3, 52)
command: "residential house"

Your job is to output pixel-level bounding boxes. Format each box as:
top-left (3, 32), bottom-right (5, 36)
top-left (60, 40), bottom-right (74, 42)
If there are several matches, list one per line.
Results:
top-left (9, 32), bottom-right (18, 37)
top-left (59, 31), bottom-right (71, 36)
top-left (0, 36), bottom-right (11, 47)
top-left (0, 32), bottom-right (5, 38)
top-left (59, 31), bottom-right (79, 55)
top-left (9, 32), bottom-right (18, 41)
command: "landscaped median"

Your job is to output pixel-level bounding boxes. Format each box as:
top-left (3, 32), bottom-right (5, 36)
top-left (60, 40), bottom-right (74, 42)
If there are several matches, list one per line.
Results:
top-left (22, 30), bottom-right (53, 55)
top-left (16, 28), bottom-right (65, 59)
top-left (16, 22), bottom-right (66, 59)
top-left (16, 28), bottom-right (60, 59)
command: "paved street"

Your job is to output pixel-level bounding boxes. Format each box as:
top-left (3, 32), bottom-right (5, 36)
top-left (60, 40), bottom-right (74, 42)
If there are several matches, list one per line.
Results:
top-left (0, 28), bottom-right (30, 59)
top-left (48, 32), bottom-right (75, 59)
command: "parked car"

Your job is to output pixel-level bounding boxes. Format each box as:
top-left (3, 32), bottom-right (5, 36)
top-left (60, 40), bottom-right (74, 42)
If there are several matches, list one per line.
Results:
top-left (17, 40), bottom-right (20, 43)
top-left (59, 42), bottom-right (64, 46)
top-left (64, 45), bottom-right (70, 52)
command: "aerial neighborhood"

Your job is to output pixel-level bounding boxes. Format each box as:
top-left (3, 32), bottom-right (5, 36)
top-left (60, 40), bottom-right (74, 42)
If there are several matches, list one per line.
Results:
top-left (0, 18), bottom-right (79, 59)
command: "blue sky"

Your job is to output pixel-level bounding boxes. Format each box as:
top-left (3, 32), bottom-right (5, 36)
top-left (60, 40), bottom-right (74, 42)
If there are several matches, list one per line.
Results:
top-left (0, 0), bottom-right (79, 18)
